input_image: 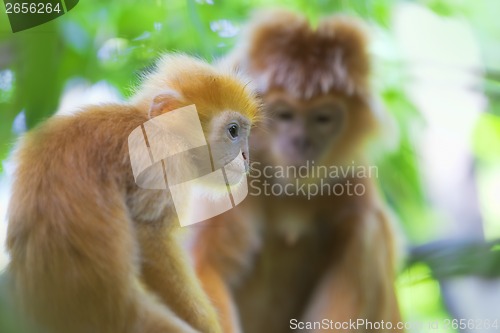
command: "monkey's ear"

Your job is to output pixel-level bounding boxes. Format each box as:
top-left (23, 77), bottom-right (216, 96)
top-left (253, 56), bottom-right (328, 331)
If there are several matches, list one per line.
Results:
top-left (149, 90), bottom-right (183, 119)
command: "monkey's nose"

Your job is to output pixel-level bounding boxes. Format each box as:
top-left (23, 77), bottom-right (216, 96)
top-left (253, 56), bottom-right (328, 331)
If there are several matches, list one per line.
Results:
top-left (292, 137), bottom-right (312, 152)
top-left (241, 151), bottom-right (250, 173)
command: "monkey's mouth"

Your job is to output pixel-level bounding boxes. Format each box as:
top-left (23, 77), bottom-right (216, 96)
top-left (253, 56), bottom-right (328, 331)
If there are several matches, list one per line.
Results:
top-left (273, 139), bottom-right (320, 167)
top-left (281, 150), bottom-right (320, 167)
top-left (222, 149), bottom-right (247, 180)
top-left (224, 166), bottom-right (247, 186)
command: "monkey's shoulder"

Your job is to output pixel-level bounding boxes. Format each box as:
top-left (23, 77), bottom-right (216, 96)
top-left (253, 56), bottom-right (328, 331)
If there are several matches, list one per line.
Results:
top-left (14, 104), bottom-right (146, 184)
top-left (25, 104), bottom-right (143, 152)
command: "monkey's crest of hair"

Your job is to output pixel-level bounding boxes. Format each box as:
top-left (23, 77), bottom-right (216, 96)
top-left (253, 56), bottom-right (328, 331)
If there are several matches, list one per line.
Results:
top-left (228, 9), bottom-right (371, 100)
top-left (132, 54), bottom-right (259, 123)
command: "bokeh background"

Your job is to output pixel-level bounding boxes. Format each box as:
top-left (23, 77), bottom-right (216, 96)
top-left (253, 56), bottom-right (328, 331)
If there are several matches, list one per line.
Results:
top-left (1, 0), bottom-right (500, 332)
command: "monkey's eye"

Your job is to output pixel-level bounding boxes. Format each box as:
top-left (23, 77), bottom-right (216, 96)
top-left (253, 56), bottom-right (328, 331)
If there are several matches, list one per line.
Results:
top-left (316, 115), bottom-right (332, 124)
top-left (277, 111), bottom-right (294, 121)
top-left (228, 123), bottom-right (239, 140)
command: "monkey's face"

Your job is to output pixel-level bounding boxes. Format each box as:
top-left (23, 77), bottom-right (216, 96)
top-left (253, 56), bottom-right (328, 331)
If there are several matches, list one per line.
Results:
top-left (206, 110), bottom-right (252, 186)
top-left (262, 92), bottom-right (346, 166)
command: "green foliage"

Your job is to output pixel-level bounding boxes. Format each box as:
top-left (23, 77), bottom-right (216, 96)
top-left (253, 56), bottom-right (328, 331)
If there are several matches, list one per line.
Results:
top-left (474, 113), bottom-right (500, 163)
top-left (409, 239), bottom-right (500, 278)
top-left (398, 263), bottom-right (457, 332)
top-left (0, 273), bottom-right (30, 333)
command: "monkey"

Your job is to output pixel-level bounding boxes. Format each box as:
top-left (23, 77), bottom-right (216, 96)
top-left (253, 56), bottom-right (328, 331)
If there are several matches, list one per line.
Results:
top-left (189, 10), bottom-right (402, 333)
top-left (6, 54), bottom-right (259, 333)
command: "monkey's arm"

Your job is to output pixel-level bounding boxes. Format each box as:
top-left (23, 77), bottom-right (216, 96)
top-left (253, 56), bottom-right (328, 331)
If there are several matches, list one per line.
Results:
top-left (137, 221), bottom-right (223, 333)
top-left (195, 259), bottom-right (242, 333)
top-left (190, 202), bottom-right (261, 333)
top-left (302, 209), bottom-right (402, 333)
top-left (188, 212), bottom-right (243, 333)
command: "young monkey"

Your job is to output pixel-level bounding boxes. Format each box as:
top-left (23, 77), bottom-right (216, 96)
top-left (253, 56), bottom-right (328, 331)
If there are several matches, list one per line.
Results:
top-left (191, 10), bottom-right (402, 333)
top-left (6, 55), bottom-right (259, 333)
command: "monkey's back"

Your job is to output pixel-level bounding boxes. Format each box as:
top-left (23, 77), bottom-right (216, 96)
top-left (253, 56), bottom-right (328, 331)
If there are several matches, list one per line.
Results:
top-left (6, 104), bottom-right (151, 333)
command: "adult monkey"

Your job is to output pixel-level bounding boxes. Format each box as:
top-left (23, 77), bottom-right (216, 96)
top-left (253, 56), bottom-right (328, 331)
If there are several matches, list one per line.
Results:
top-left (191, 9), bottom-right (402, 333)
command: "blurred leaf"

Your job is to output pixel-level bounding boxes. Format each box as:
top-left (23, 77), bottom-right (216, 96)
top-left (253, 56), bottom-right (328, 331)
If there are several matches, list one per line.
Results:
top-left (378, 89), bottom-right (430, 241)
top-left (13, 21), bottom-right (63, 128)
top-left (472, 113), bottom-right (500, 163)
top-left (397, 263), bottom-right (456, 332)
top-left (408, 239), bottom-right (500, 278)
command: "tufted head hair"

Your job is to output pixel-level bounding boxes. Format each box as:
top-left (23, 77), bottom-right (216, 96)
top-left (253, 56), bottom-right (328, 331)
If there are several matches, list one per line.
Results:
top-left (132, 53), bottom-right (260, 124)
top-left (225, 9), bottom-right (371, 100)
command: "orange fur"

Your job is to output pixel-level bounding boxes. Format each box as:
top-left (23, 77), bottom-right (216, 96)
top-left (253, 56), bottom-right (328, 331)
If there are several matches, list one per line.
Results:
top-left (6, 55), bottom-right (258, 333)
top-left (192, 10), bottom-right (402, 333)
top-left (133, 54), bottom-right (259, 124)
